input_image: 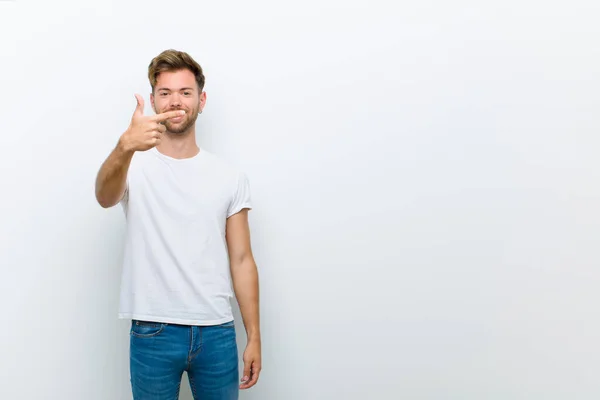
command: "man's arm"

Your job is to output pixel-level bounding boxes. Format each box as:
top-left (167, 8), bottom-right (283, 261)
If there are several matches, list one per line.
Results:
top-left (95, 141), bottom-right (134, 208)
top-left (95, 94), bottom-right (185, 208)
top-left (226, 209), bottom-right (262, 389)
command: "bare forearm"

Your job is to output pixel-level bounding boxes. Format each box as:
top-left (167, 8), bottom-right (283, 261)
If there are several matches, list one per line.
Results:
top-left (232, 259), bottom-right (260, 342)
top-left (95, 139), bottom-right (134, 208)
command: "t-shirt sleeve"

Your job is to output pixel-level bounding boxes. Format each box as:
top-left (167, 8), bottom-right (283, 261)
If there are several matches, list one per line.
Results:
top-left (119, 180), bottom-right (129, 213)
top-left (227, 172), bottom-right (252, 218)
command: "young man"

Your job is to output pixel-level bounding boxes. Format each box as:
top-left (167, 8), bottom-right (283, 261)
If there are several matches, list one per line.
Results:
top-left (95, 49), bottom-right (261, 400)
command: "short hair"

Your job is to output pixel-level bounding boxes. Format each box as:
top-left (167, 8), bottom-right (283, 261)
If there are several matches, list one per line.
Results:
top-left (148, 49), bottom-right (205, 92)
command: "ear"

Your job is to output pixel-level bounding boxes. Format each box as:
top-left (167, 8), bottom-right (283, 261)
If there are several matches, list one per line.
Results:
top-left (199, 91), bottom-right (207, 112)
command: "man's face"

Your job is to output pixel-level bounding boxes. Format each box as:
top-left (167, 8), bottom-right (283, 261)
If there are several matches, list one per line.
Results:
top-left (150, 69), bottom-right (206, 135)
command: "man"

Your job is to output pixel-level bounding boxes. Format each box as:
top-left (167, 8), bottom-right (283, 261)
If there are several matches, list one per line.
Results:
top-left (94, 49), bottom-right (261, 400)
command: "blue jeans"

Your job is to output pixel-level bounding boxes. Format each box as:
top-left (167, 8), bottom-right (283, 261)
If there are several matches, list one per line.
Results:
top-left (129, 319), bottom-right (239, 400)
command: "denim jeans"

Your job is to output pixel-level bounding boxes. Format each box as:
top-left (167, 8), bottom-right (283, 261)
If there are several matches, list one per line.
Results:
top-left (129, 319), bottom-right (239, 400)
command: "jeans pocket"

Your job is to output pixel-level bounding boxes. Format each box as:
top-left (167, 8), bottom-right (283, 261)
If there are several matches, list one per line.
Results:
top-left (130, 320), bottom-right (166, 338)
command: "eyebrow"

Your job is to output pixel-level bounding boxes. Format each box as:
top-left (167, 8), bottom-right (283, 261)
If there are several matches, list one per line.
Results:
top-left (156, 87), bottom-right (196, 92)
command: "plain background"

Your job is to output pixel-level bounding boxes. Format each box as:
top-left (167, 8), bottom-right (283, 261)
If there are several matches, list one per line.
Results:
top-left (1, 0), bottom-right (599, 399)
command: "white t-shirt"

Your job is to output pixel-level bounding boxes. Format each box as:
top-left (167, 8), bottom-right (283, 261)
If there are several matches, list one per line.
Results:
top-left (117, 146), bottom-right (252, 326)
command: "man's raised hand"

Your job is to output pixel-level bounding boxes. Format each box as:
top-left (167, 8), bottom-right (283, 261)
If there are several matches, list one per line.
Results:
top-left (118, 94), bottom-right (185, 153)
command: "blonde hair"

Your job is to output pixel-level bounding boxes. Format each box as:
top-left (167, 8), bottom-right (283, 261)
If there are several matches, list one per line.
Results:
top-left (147, 49), bottom-right (205, 92)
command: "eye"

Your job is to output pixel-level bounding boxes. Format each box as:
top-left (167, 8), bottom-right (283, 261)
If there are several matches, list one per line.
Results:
top-left (184, 91), bottom-right (191, 96)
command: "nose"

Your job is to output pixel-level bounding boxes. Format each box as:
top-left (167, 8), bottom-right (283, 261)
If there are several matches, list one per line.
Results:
top-left (169, 93), bottom-right (181, 108)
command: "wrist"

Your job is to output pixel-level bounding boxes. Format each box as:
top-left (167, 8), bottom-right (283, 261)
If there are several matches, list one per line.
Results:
top-left (117, 133), bottom-right (135, 156)
top-left (247, 330), bottom-right (261, 343)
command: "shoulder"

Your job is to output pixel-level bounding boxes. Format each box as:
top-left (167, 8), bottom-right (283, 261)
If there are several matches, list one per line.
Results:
top-left (201, 149), bottom-right (249, 182)
top-left (201, 151), bottom-right (252, 212)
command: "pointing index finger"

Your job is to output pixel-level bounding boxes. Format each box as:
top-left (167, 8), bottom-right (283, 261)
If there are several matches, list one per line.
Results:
top-left (152, 110), bottom-right (186, 122)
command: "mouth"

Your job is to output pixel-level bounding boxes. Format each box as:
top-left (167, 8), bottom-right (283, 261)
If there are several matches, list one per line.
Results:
top-left (170, 115), bottom-right (185, 123)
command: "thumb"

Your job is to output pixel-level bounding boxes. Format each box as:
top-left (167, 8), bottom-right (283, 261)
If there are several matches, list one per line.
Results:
top-left (133, 94), bottom-right (144, 117)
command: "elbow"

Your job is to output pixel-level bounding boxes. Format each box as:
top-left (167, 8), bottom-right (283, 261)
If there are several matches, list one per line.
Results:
top-left (95, 191), bottom-right (117, 209)
top-left (98, 200), bottom-right (114, 209)
top-left (95, 181), bottom-right (124, 209)
top-left (97, 198), bottom-right (113, 208)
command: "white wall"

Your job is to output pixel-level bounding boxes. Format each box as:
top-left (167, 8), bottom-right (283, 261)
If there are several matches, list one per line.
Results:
top-left (1, 0), bottom-right (599, 398)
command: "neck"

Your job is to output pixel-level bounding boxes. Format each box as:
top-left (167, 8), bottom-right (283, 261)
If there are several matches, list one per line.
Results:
top-left (156, 127), bottom-right (199, 159)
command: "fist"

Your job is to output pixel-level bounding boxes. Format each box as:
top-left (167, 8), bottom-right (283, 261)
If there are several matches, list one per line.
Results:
top-left (119, 94), bottom-right (185, 153)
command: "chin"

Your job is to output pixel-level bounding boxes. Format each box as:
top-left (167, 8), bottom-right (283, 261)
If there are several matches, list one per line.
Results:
top-left (167, 127), bottom-right (188, 135)
top-left (166, 121), bottom-right (191, 135)
top-left (166, 113), bottom-right (198, 135)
